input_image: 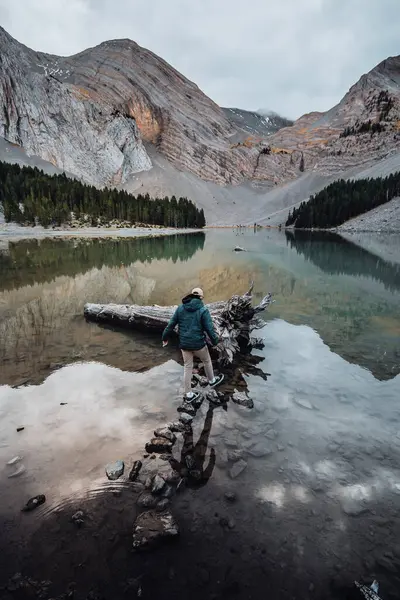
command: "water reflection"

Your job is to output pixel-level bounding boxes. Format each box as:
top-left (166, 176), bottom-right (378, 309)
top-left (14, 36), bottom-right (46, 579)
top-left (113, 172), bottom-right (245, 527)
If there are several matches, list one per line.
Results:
top-left (285, 230), bottom-right (400, 292)
top-left (171, 407), bottom-right (216, 488)
top-left (0, 229), bottom-right (399, 385)
top-left (0, 233), bottom-right (205, 292)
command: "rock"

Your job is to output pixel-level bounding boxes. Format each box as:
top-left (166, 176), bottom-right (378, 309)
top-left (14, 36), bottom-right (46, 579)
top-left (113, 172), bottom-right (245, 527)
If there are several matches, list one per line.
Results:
top-left (145, 438), bottom-right (173, 454)
top-left (151, 475), bottom-right (166, 495)
top-left (228, 450), bottom-right (244, 462)
top-left (177, 402), bottom-right (196, 416)
top-left (167, 421), bottom-right (187, 433)
top-left (105, 460), bottom-right (124, 480)
top-left (145, 476), bottom-right (153, 490)
top-left (154, 428), bottom-right (176, 443)
top-left (265, 429), bottom-right (278, 440)
top-left (224, 491), bottom-right (237, 503)
top-left (219, 516), bottom-right (236, 529)
top-left (137, 492), bottom-right (158, 509)
top-left (192, 375), bottom-right (209, 387)
top-left (71, 510), bottom-right (85, 527)
top-left (7, 456), bottom-right (23, 465)
top-left (205, 390), bottom-right (222, 405)
top-left (294, 398), bottom-right (314, 410)
top-left (179, 413), bottom-right (194, 425)
top-left (132, 510), bottom-right (179, 550)
top-left (247, 443), bottom-right (273, 458)
top-left (16, 427), bottom-right (25, 433)
top-left (8, 464), bottom-right (26, 478)
top-left (232, 390), bottom-right (254, 408)
top-left (156, 498), bottom-right (170, 512)
top-left (341, 503), bottom-right (370, 517)
top-left (21, 495), bottom-right (46, 512)
top-left (163, 469), bottom-right (180, 485)
top-left (224, 434), bottom-right (239, 449)
top-left (129, 460), bottom-right (143, 482)
top-left (229, 459), bottom-right (247, 479)
top-left (161, 484), bottom-right (175, 499)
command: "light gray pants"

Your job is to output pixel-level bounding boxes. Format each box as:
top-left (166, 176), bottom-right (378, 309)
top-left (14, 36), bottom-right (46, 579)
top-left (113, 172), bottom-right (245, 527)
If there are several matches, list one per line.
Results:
top-left (181, 346), bottom-right (215, 395)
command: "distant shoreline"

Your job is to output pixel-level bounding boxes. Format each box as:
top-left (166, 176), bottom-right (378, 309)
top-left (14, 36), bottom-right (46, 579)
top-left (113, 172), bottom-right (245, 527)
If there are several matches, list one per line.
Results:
top-left (0, 224), bottom-right (202, 242)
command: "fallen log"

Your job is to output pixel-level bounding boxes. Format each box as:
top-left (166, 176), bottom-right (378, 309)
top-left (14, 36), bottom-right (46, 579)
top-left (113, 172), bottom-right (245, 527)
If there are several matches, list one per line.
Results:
top-left (84, 284), bottom-right (273, 366)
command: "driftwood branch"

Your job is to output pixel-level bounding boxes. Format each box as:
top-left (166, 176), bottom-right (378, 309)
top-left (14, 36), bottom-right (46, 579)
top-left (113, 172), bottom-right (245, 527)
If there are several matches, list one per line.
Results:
top-left (84, 284), bottom-right (273, 365)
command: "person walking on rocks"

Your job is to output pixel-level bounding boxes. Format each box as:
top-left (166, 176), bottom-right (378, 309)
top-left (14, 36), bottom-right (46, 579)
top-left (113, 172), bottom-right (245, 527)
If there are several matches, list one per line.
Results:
top-left (162, 287), bottom-right (224, 402)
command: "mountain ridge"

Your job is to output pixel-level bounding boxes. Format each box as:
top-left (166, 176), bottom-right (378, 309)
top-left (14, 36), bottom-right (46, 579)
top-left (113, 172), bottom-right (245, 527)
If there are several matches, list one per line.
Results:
top-left (1, 26), bottom-right (400, 225)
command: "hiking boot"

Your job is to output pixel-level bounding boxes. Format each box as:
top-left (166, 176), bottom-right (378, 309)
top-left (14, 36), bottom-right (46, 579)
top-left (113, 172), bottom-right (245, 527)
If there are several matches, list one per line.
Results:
top-left (185, 391), bottom-right (201, 403)
top-left (209, 374), bottom-right (224, 388)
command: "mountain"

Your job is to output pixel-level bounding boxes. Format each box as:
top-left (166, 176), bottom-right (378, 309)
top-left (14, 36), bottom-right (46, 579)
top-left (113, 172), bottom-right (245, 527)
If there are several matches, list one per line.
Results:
top-left (1, 26), bottom-right (400, 226)
top-left (222, 108), bottom-right (293, 137)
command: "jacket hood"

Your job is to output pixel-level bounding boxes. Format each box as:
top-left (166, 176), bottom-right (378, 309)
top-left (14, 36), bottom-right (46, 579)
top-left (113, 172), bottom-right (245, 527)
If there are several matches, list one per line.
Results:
top-left (182, 294), bottom-right (204, 312)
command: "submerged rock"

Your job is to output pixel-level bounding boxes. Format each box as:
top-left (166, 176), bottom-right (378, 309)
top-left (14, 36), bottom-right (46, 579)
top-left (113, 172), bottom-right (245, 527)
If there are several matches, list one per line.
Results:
top-left (145, 438), bottom-right (173, 454)
top-left (161, 484), bottom-right (175, 499)
top-left (156, 498), bottom-right (170, 512)
top-left (21, 495), bottom-right (46, 512)
top-left (232, 390), bottom-right (254, 409)
top-left (229, 459), bottom-right (247, 479)
top-left (228, 450), bottom-right (244, 462)
top-left (7, 456), bottom-right (23, 465)
top-left (247, 443), bottom-right (273, 458)
top-left (105, 460), bottom-right (125, 480)
top-left (294, 398), bottom-right (314, 410)
top-left (154, 428), bottom-right (176, 443)
top-left (71, 510), bottom-right (85, 527)
top-left (129, 460), bottom-right (142, 482)
top-left (8, 464), bottom-right (26, 478)
top-left (137, 492), bottom-right (158, 509)
top-left (224, 491), bottom-right (237, 503)
top-left (132, 510), bottom-right (179, 550)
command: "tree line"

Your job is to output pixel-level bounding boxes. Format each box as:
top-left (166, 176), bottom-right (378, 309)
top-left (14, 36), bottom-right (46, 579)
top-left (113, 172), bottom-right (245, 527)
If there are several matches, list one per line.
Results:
top-left (286, 172), bottom-right (400, 228)
top-left (0, 162), bottom-right (206, 228)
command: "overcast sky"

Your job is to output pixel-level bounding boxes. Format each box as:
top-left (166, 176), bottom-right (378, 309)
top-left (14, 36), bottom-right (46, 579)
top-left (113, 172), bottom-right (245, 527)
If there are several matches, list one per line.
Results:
top-left (0, 0), bottom-right (399, 119)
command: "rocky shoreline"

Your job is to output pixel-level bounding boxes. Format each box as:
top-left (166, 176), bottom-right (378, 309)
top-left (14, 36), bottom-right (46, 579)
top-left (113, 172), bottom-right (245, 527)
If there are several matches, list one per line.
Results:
top-left (0, 223), bottom-right (201, 241)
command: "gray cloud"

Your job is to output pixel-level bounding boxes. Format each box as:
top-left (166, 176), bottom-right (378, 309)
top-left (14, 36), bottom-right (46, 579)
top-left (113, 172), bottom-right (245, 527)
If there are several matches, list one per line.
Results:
top-left (0, 0), bottom-right (399, 118)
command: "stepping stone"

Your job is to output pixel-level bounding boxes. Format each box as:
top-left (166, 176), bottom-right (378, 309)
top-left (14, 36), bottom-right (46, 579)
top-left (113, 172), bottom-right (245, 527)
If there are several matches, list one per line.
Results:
top-left (154, 428), bottom-right (176, 443)
top-left (232, 390), bottom-right (254, 408)
top-left (179, 413), bottom-right (193, 425)
top-left (145, 438), bottom-right (173, 454)
top-left (129, 460), bottom-right (142, 482)
top-left (105, 460), bottom-right (124, 480)
top-left (21, 494), bottom-right (46, 512)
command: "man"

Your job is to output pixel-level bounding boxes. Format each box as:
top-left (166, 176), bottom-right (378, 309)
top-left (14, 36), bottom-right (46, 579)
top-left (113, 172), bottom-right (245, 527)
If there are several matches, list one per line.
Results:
top-left (162, 287), bottom-right (224, 402)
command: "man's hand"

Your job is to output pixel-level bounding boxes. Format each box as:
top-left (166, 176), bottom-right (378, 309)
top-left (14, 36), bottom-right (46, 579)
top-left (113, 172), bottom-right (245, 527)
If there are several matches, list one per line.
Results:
top-left (162, 340), bottom-right (168, 347)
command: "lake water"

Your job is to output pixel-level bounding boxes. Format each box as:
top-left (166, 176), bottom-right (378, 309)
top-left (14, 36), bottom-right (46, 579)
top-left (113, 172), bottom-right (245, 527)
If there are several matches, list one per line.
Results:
top-left (1, 229), bottom-right (400, 599)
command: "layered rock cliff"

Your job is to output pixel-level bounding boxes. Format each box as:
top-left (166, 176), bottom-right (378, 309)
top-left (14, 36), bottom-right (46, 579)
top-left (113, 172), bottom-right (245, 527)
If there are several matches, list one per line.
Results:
top-left (1, 25), bottom-right (400, 218)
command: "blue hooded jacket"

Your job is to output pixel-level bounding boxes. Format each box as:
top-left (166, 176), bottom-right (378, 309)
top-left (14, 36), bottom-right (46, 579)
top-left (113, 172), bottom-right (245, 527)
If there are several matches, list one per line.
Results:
top-left (162, 294), bottom-right (219, 350)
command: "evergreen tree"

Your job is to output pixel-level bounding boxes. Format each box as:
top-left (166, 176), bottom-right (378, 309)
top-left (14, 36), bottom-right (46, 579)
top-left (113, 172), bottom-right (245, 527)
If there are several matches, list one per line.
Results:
top-left (0, 162), bottom-right (206, 229)
top-left (285, 172), bottom-right (400, 229)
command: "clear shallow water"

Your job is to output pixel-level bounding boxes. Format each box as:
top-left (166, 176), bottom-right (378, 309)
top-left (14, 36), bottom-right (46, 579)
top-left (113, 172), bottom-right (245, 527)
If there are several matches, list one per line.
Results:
top-left (1, 229), bottom-right (400, 598)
